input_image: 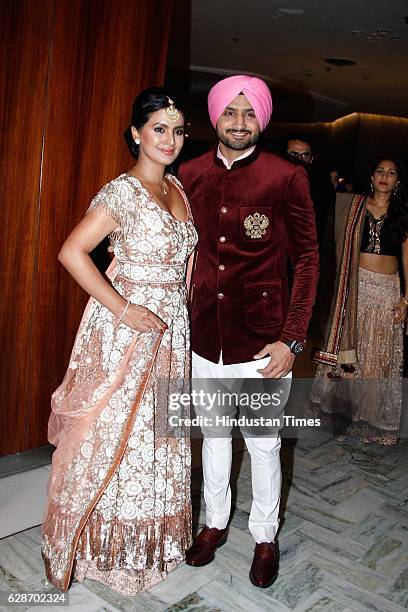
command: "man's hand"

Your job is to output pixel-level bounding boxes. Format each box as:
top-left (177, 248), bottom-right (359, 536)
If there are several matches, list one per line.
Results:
top-left (254, 341), bottom-right (295, 378)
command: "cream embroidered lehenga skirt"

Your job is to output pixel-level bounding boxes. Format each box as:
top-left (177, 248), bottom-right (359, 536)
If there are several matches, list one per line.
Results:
top-left (311, 267), bottom-right (403, 445)
top-left (42, 173), bottom-right (197, 594)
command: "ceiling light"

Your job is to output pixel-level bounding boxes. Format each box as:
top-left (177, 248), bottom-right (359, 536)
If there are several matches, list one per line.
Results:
top-left (324, 58), bottom-right (356, 67)
top-left (278, 8), bottom-right (304, 15)
top-left (353, 28), bottom-right (405, 42)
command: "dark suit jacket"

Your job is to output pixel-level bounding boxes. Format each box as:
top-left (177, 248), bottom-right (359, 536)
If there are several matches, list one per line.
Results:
top-left (179, 147), bottom-right (319, 364)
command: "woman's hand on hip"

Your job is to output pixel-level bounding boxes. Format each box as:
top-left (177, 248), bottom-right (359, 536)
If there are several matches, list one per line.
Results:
top-left (122, 304), bottom-right (167, 332)
top-left (393, 299), bottom-right (408, 324)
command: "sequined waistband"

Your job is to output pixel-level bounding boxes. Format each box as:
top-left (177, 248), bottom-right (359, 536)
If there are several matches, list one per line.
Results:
top-left (116, 262), bottom-right (185, 284)
top-left (358, 266), bottom-right (399, 288)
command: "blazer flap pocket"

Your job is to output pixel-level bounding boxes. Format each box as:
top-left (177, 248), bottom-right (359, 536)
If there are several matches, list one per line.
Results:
top-left (244, 280), bottom-right (282, 328)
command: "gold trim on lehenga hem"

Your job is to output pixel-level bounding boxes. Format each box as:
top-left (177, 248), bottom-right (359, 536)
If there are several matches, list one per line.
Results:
top-left (74, 505), bottom-right (192, 595)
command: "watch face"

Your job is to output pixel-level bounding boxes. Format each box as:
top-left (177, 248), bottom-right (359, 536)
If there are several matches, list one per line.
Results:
top-left (293, 342), bottom-right (304, 355)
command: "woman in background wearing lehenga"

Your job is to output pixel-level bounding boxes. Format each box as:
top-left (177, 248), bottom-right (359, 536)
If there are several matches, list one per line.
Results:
top-left (42, 88), bottom-right (197, 594)
top-left (311, 156), bottom-right (408, 445)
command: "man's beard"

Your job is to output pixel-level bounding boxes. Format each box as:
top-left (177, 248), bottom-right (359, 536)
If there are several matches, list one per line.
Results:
top-left (217, 128), bottom-right (260, 151)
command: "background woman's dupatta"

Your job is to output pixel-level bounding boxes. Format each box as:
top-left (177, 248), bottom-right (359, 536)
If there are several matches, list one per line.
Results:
top-left (42, 260), bottom-right (164, 591)
top-left (313, 194), bottom-right (367, 367)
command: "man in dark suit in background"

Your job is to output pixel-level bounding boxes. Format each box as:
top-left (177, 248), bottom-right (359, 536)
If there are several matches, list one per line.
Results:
top-left (285, 136), bottom-right (337, 346)
top-left (179, 75), bottom-right (319, 588)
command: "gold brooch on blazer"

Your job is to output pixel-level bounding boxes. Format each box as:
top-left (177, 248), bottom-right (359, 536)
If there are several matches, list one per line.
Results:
top-left (243, 212), bottom-right (270, 239)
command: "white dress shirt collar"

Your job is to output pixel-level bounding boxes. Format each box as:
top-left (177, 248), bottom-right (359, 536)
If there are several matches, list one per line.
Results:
top-left (216, 145), bottom-right (256, 170)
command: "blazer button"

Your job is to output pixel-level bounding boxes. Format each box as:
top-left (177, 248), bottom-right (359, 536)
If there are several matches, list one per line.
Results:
top-left (219, 236), bottom-right (226, 243)
top-left (218, 264), bottom-right (225, 271)
top-left (217, 293), bottom-right (224, 300)
top-left (220, 206), bottom-right (227, 213)
top-left (262, 291), bottom-right (268, 298)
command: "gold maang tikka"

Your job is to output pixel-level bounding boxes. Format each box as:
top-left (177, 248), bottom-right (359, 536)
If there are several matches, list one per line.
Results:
top-left (164, 97), bottom-right (180, 122)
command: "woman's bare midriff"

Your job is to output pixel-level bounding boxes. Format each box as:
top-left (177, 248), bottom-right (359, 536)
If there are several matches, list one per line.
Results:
top-left (359, 252), bottom-right (398, 274)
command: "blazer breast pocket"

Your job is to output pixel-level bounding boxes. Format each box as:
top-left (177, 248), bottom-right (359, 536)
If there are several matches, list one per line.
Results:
top-left (240, 207), bottom-right (272, 243)
top-left (244, 280), bottom-right (282, 328)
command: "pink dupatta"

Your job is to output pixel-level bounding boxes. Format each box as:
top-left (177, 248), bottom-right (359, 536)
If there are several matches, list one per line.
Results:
top-left (42, 259), bottom-right (164, 591)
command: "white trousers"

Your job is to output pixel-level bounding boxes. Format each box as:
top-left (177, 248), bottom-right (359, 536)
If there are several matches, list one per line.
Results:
top-left (192, 351), bottom-right (292, 543)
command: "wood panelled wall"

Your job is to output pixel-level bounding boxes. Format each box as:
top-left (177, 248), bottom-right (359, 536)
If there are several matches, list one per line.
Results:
top-left (1, 0), bottom-right (173, 456)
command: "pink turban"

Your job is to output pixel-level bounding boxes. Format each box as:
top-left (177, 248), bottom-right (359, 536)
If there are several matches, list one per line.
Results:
top-left (208, 75), bottom-right (273, 131)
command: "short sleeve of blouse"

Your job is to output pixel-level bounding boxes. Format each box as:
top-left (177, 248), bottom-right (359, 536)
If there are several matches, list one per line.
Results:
top-left (86, 177), bottom-right (134, 226)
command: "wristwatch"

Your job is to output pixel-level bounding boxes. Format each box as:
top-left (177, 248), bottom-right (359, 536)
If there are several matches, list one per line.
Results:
top-left (283, 340), bottom-right (304, 355)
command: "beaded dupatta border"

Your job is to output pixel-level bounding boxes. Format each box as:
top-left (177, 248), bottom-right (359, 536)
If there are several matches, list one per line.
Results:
top-left (313, 194), bottom-right (366, 366)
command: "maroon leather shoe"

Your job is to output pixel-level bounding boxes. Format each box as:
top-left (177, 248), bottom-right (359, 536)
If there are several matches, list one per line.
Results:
top-left (249, 541), bottom-right (279, 588)
top-left (185, 526), bottom-right (228, 566)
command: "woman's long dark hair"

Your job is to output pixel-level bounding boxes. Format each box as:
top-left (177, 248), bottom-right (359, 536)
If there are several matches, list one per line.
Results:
top-left (369, 156), bottom-right (408, 244)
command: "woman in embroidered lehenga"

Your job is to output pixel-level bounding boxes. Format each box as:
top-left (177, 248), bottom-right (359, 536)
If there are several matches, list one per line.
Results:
top-left (311, 157), bottom-right (408, 446)
top-left (42, 89), bottom-right (197, 594)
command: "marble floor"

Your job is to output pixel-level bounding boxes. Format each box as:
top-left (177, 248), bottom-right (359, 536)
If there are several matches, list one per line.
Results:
top-left (1, 432), bottom-right (408, 611)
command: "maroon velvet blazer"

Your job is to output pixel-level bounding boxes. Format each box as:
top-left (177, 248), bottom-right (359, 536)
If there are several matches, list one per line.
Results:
top-left (179, 147), bottom-right (319, 364)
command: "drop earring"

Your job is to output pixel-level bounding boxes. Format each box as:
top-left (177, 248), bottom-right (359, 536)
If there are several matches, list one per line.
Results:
top-left (370, 179), bottom-right (374, 192)
top-left (134, 137), bottom-right (141, 145)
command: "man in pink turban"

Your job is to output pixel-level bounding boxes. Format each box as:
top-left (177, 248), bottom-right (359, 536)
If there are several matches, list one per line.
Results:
top-left (207, 74), bottom-right (273, 133)
top-left (179, 75), bottom-right (319, 588)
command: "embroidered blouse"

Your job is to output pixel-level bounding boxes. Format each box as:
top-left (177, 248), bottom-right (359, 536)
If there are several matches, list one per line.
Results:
top-left (360, 209), bottom-right (400, 256)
